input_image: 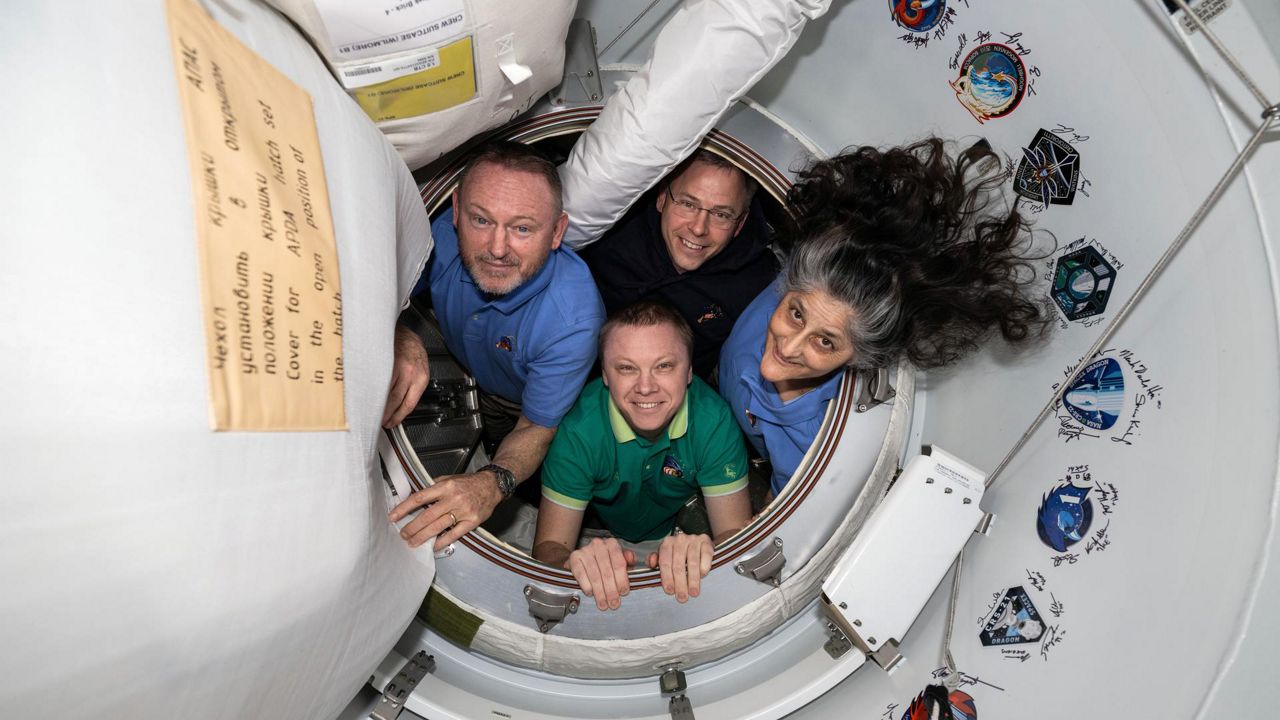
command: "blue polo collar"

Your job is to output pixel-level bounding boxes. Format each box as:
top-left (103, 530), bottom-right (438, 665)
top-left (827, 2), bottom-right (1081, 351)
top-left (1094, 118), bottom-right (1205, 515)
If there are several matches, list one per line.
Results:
top-left (741, 348), bottom-right (844, 425)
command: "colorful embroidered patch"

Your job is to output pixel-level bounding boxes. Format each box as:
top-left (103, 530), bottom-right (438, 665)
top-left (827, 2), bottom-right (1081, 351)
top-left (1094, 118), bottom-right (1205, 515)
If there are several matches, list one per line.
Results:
top-left (950, 43), bottom-right (1026, 123)
top-left (901, 686), bottom-right (977, 720)
top-left (495, 335), bottom-right (514, 352)
top-left (1015, 128), bottom-right (1081, 206)
top-left (1051, 246), bottom-right (1116, 322)
top-left (890, 0), bottom-right (947, 33)
top-left (697, 304), bottom-right (725, 324)
top-left (1062, 357), bottom-right (1124, 431)
top-left (979, 586), bottom-right (1045, 646)
top-left (1037, 483), bottom-right (1094, 552)
top-left (661, 454), bottom-right (684, 479)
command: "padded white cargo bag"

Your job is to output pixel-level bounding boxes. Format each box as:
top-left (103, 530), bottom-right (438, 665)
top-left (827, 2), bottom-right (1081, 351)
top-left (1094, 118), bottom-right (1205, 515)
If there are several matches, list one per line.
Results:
top-left (266, 0), bottom-right (576, 169)
top-left (0, 0), bottom-right (434, 718)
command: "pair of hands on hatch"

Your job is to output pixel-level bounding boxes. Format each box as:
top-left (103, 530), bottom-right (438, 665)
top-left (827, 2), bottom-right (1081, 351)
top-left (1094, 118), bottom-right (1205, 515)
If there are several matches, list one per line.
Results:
top-left (545, 524), bottom-right (718, 612)
top-left (532, 491), bottom-right (727, 609)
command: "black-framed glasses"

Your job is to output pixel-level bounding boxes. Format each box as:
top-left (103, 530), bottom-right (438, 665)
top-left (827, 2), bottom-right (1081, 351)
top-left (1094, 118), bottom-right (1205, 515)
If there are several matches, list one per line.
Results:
top-left (664, 187), bottom-right (742, 230)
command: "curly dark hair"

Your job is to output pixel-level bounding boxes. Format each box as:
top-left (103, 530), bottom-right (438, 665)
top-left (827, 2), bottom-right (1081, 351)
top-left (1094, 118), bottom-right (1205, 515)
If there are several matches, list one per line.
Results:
top-left (780, 138), bottom-right (1051, 370)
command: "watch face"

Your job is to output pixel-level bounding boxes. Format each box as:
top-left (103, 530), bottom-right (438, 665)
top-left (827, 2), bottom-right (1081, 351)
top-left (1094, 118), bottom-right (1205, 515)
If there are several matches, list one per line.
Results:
top-left (484, 465), bottom-right (515, 497)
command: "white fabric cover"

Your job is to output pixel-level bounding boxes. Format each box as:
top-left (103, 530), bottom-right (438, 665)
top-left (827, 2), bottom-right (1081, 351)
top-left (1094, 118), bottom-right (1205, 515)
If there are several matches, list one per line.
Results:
top-left (0, 1), bottom-right (433, 718)
top-left (265, 0), bottom-right (576, 170)
top-left (559, 0), bottom-right (831, 248)
top-left (442, 369), bottom-right (912, 679)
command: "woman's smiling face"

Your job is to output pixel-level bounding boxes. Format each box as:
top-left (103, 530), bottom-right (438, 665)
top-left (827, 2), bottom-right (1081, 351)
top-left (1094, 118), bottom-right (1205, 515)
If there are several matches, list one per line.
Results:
top-left (759, 289), bottom-right (857, 393)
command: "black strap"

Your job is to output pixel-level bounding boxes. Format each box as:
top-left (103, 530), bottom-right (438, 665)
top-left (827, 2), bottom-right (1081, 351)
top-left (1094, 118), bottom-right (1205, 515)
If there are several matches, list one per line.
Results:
top-left (921, 684), bottom-right (956, 720)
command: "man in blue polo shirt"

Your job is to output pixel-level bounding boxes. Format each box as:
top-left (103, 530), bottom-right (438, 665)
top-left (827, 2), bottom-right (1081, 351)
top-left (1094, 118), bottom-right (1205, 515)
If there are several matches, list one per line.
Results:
top-left (386, 142), bottom-right (606, 551)
top-left (532, 301), bottom-right (751, 611)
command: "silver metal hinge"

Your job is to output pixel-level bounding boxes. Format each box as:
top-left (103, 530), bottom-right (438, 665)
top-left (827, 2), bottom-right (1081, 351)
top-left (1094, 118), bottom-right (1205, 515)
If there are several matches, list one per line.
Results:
top-left (660, 667), bottom-right (696, 720)
top-left (820, 596), bottom-right (904, 672)
top-left (869, 637), bottom-right (903, 672)
top-left (524, 584), bottom-right (580, 633)
top-left (974, 512), bottom-right (995, 536)
top-left (855, 367), bottom-right (896, 413)
top-left (371, 651), bottom-right (435, 720)
top-left (734, 537), bottom-right (786, 586)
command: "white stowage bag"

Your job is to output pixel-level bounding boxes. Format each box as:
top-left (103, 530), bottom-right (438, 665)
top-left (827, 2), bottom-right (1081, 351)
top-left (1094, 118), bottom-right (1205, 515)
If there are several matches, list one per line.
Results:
top-left (265, 0), bottom-right (576, 170)
top-left (559, 0), bottom-right (832, 248)
top-left (0, 1), bottom-right (433, 718)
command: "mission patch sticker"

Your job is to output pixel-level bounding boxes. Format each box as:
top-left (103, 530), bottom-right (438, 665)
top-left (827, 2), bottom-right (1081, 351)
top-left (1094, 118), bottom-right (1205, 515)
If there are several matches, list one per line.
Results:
top-left (980, 586), bottom-right (1045, 646)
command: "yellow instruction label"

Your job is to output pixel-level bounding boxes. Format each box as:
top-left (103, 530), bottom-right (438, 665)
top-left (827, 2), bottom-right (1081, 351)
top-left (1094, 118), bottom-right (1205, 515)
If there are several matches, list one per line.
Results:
top-left (166, 0), bottom-right (347, 431)
top-left (352, 35), bottom-right (477, 122)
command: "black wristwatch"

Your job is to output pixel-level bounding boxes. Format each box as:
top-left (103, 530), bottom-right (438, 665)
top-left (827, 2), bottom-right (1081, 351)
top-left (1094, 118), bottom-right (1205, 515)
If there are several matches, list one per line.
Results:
top-left (479, 463), bottom-right (516, 500)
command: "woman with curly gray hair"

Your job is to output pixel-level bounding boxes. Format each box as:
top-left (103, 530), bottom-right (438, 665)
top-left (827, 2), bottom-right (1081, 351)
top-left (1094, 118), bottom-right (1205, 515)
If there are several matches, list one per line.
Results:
top-left (719, 138), bottom-right (1050, 496)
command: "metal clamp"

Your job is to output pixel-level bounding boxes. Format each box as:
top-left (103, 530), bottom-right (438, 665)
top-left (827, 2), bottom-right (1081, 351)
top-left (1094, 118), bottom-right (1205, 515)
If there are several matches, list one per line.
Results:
top-left (820, 596), bottom-right (904, 672)
top-left (549, 19), bottom-right (603, 105)
top-left (823, 621), bottom-right (853, 659)
top-left (371, 651), bottom-right (435, 720)
top-left (734, 537), bottom-right (786, 586)
top-left (855, 367), bottom-right (896, 413)
top-left (660, 667), bottom-right (696, 720)
top-left (407, 378), bottom-right (478, 425)
top-left (524, 584), bottom-right (580, 633)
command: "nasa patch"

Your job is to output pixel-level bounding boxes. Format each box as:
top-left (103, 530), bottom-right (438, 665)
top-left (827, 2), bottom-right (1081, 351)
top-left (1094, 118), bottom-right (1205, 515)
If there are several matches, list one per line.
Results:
top-left (661, 454), bottom-right (684, 479)
top-left (950, 43), bottom-right (1026, 123)
top-left (1062, 357), bottom-right (1124, 431)
top-left (1015, 129), bottom-right (1081, 206)
top-left (1051, 246), bottom-right (1116, 322)
top-left (697, 304), bottom-right (725, 324)
top-left (1037, 483), bottom-right (1094, 552)
top-left (890, 0), bottom-right (947, 33)
top-left (980, 586), bottom-right (1045, 646)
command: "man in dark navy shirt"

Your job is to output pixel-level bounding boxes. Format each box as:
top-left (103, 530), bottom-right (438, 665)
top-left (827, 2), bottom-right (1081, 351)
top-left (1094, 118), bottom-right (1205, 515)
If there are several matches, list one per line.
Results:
top-left (580, 151), bottom-right (778, 384)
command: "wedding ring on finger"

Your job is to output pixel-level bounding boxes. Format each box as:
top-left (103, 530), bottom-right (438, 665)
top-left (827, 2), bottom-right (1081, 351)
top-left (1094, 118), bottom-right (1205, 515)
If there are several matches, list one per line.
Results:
top-left (447, 511), bottom-right (457, 529)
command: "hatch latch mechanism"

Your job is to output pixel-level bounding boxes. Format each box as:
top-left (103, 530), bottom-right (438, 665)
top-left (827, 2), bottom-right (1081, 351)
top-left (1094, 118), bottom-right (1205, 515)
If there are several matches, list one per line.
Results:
top-left (855, 367), bottom-right (896, 413)
top-left (660, 666), bottom-right (696, 720)
top-left (734, 537), bottom-right (786, 587)
top-left (524, 584), bottom-right (580, 633)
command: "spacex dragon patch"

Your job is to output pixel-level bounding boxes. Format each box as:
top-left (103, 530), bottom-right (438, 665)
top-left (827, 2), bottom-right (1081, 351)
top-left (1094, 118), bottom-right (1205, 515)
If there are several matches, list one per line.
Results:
top-left (980, 586), bottom-right (1045, 646)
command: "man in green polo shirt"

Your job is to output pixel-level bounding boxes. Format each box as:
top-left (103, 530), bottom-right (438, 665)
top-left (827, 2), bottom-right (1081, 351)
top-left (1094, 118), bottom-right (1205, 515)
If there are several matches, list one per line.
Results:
top-left (533, 300), bottom-right (752, 611)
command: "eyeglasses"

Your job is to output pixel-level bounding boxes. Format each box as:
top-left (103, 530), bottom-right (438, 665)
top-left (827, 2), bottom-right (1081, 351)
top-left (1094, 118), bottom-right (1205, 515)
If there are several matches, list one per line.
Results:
top-left (665, 187), bottom-right (742, 230)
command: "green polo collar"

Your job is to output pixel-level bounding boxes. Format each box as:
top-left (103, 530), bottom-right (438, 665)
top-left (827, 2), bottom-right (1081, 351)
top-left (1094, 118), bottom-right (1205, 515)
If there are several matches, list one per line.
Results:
top-left (607, 392), bottom-right (690, 443)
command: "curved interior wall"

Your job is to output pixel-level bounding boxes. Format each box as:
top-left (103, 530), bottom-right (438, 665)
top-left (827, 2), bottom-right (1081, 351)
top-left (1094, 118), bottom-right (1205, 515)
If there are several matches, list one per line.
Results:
top-left (377, 0), bottom-right (1280, 716)
top-left (729, 0), bottom-right (1280, 717)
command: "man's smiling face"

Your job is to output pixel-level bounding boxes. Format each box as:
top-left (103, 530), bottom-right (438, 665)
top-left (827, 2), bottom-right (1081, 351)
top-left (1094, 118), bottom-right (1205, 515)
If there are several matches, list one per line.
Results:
top-left (655, 159), bottom-right (750, 274)
top-left (601, 322), bottom-right (692, 441)
top-left (453, 161), bottom-right (566, 295)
